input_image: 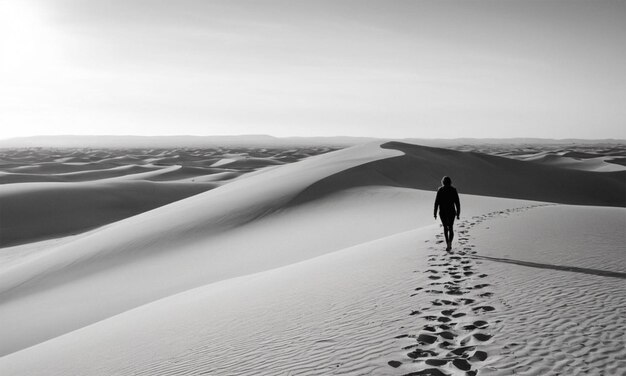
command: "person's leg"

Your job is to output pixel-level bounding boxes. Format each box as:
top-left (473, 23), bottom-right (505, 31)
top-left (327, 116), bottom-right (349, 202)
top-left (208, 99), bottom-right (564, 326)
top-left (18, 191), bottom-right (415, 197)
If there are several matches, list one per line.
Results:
top-left (441, 217), bottom-right (449, 244)
top-left (448, 225), bottom-right (454, 245)
top-left (448, 216), bottom-right (456, 247)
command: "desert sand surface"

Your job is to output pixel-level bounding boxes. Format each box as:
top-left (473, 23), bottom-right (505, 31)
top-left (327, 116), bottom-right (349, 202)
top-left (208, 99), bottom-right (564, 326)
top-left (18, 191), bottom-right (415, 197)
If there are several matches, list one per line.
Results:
top-left (0, 146), bottom-right (338, 247)
top-left (0, 140), bottom-right (624, 376)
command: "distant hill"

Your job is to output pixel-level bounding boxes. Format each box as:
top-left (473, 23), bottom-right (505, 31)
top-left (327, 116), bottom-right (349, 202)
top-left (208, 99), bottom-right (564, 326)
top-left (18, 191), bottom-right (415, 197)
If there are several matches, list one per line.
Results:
top-left (0, 135), bottom-right (378, 148)
top-left (0, 135), bottom-right (623, 149)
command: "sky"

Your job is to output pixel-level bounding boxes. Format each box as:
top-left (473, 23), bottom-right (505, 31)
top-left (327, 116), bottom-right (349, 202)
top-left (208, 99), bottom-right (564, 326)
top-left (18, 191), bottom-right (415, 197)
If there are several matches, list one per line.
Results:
top-left (0, 0), bottom-right (624, 140)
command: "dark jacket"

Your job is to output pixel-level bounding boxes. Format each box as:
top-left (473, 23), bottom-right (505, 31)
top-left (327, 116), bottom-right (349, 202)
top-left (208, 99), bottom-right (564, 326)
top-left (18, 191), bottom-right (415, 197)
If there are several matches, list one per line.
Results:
top-left (434, 186), bottom-right (460, 217)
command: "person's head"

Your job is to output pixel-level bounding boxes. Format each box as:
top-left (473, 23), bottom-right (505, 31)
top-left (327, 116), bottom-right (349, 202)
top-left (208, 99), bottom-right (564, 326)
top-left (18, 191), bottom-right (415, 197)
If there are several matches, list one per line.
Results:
top-left (442, 176), bottom-right (452, 187)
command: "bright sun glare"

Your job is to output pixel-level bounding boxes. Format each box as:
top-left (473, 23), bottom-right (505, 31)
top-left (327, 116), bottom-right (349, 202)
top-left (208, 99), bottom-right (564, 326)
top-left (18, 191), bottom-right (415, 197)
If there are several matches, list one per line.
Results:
top-left (0, 0), bottom-right (58, 76)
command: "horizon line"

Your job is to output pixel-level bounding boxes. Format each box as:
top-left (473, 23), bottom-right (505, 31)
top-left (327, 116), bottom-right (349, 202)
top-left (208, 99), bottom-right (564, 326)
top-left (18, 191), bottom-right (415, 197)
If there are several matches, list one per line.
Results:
top-left (2, 134), bottom-right (625, 142)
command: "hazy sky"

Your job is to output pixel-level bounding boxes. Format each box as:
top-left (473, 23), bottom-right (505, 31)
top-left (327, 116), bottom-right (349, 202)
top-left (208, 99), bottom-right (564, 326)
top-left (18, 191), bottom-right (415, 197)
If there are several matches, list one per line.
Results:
top-left (0, 0), bottom-right (624, 139)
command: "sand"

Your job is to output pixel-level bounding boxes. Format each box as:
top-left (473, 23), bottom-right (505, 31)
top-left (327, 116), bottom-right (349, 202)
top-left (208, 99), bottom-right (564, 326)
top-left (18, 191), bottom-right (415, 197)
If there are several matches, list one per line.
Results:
top-left (0, 139), bottom-right (624, 375)
top-left (0, 146), bottom-right (337, 247)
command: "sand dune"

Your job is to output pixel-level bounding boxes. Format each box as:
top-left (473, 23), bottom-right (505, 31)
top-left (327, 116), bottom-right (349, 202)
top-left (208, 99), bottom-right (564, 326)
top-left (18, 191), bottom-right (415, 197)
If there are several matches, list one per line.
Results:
top-left (291, 142), bottom-right (625, 207)
top-left (0, 143), bottom-right (403, 356)
top-left (0, 146), bottom-right (336, 247)
top-left (452, 142), bottom-right (626, 172)
top-left (0, 140), bottom-right (624, 375)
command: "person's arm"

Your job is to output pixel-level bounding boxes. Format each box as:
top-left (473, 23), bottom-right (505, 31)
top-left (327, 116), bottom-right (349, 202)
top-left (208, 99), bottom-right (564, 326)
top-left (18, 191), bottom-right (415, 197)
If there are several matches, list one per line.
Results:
top-left (454, 189), bottom-right (461, 219)
top-left (434, 190), bottom-right (440, 218)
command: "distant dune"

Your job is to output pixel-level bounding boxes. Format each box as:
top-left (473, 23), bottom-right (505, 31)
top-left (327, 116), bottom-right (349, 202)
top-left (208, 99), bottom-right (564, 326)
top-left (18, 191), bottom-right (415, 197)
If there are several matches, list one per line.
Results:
top-left (0, 146), bottom-right (337, 247)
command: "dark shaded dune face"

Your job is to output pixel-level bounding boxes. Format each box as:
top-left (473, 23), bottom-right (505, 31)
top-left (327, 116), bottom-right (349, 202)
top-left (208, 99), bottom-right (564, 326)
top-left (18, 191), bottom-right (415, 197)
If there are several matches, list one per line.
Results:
top-left (0, 182), bottom-right (217, 247)
top-left (607, 157), bottom-right (626, 167)
top-left (0, 165), bottom-right (162, 184)
top-left (562, 151), bottom-right (602, 159)
top-left (145, 166), bottom-right (236, 181)
top-left (290, 142), bottom-right (626, 208)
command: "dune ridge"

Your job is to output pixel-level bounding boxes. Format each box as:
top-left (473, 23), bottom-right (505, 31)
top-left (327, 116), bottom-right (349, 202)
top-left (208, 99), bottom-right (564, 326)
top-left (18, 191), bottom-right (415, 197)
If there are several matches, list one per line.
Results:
top-left (290, 142), bottom-right (626, 207)
top-left (0, 142), bottom-right (404, 356)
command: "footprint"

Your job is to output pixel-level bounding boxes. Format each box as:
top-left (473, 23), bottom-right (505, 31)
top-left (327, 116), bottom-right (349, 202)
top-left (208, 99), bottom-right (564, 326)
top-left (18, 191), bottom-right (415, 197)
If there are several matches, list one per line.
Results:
top-left (407, 348), bottom-right (438, 359)
top-left (438, 331), bottom-right (456, 340)
top-left (473, 333), bottom-right (492, 341)
top-left (449, 346), bottom-right (475, 356)
top-left (446, 290), bottom-right (464, 296)
top-left (452, 358), bottom-right (471, 371)
top-left (425, 359), bottom-right (448, 367)
top-left (416, 333), bottom-right (438, 344)
top-left (440, 299), bottom-right (458, 306)
top-left (403, 368), bottom-right (450, 376)
top-left (470, 350), bottom-right (488, 361)
top-left (472, 305), bottom-right (495, 312)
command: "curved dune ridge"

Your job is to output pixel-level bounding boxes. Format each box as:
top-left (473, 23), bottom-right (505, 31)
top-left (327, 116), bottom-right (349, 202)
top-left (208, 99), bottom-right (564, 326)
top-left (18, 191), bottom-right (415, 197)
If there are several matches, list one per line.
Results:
top-left (291, 142), bottom-right (626, 207)
top-left (0, 142), bottom-right (404, 356)
top-left (0, 141), bottom-right (624, 375)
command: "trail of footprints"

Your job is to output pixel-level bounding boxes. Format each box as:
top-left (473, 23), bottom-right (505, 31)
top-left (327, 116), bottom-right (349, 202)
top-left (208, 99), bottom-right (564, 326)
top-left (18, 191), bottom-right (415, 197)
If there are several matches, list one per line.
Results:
top-left (389, 206), bottom-right (540, 376)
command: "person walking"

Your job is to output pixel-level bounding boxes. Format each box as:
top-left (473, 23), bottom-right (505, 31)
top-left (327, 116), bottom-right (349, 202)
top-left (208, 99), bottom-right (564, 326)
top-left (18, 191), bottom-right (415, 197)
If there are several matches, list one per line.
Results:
top-left (433, 176), bottom-right (461, 251)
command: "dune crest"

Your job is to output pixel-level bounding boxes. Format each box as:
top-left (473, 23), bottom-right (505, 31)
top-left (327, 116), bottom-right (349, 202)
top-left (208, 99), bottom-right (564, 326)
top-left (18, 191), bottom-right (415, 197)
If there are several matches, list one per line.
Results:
top-left (0, 142), bottom-right (402, 356)
top-left (290, 142), bottom-right (626, 207)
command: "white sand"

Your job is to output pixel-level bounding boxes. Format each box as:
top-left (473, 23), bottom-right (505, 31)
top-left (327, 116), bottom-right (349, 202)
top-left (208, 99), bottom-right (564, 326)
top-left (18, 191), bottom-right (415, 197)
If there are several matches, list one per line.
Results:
top-left (0, 140), bottom-right (624, 375)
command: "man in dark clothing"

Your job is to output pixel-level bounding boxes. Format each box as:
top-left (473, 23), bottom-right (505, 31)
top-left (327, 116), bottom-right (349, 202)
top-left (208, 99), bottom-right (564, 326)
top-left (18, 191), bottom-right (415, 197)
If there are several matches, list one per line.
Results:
top-left (434, 176), bottom-right (461, 251)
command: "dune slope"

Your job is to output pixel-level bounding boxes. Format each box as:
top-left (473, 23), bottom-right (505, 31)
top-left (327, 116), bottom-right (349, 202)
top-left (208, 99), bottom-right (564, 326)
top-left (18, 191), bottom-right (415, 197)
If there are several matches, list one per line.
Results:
top-left (291, 142), bottom-right (626, 207)
top-left (0, 143), bottom-right (403, 356)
